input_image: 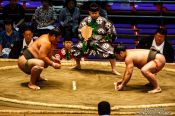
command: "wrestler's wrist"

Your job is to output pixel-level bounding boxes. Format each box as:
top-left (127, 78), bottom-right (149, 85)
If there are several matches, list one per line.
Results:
top-left (121, 82), bottom-right (126, 86)
top-left (52, 62), bottom-right (56, 67)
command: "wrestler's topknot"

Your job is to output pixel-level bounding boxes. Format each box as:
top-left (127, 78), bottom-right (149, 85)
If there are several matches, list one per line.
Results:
top-left (114, 44), bottom-right (126, 54)
top-left (49, 27), bottom-right (62, 37)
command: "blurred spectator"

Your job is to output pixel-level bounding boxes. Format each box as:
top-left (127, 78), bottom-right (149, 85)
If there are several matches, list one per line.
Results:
top-left (100, 8), bottom-right (108, 19)
top-left (32, 0), bottom-right (57, 36)
top-left (2, 0), bottom-right (25, 29)
top-left (98, 101), bottom-right (111, 116)
top-left (0, 22), bottom-right (3, 32)
top-left (55, 39), bottom-right (74, 60)
top-left (0, 19), bottom-right (20, 58)
top-left (59, 0), bottom-right (81, 41)
top-left (97, 1), bottom-right (108, 19)
top-left (136, 27), bottom-right (174, 63)
top-left (9, 26), bottom-right (35, 59)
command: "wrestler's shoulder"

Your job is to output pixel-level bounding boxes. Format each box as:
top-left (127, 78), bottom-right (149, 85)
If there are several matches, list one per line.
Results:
top-left (37, 35), bottom-right (48, 40)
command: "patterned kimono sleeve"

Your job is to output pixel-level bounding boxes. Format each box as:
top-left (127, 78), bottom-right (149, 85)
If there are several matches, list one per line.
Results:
top-left (59, 8), bottom-right (65, 27)
top-left (51, 7), bottom-right (57, 21)
top-left (105, 20), bottom-right (117, 42)
top-left (78, 17), bottom-right (88, 41)
top-left (32, 7), bottom-right (40, 20)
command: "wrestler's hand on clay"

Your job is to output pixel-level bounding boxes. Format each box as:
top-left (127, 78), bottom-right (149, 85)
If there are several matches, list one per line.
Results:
top-left (116, 80), bottom-right (124, 91)
top-left (52, 56), bottom-right (61, 64)
top-left (117, 83), bottom-right (124, 91)
top-left (52, 62), bottom-right (61, 69)
top-left (117, 79), bottom-right (123, 86)
top-left (54, 58), bottom-right (61, 64)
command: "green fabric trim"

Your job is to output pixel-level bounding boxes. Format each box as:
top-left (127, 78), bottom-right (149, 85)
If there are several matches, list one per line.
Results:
top-left (88, 21), bottom-right (112, 42)
top-left (65, 51), bottom-right (71, 60)
top-left (88, 21), bottom-right (98, 35)
top-left (103, 35), bottom-right (112, 41)
top-left (82, 41), bottom-right (87, 53)
top-left (92, 44), bottom-right (97, 51)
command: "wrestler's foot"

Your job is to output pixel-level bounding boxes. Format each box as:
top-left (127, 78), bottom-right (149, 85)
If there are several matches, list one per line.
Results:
top-left (37, 77), bottom-right (48, 82)
top-left (28, 83), bottom-right (40, 90)
top-left (148, 88), bottom-right (161, 94)
top-left (71, 65), bottom-right (81, 70)
top-left (112, 70), bottom-right (121, 76)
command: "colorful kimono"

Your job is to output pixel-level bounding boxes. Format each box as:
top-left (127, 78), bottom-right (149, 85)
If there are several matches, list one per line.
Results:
top-left (71, 16), bottom-right (117, 59)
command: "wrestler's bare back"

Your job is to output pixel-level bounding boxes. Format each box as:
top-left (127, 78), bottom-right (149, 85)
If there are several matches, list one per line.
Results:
top-left (28, 34), bottom-right (52, 58)
top-left (126, 49), bottom-right (150, 69)
top-left (126, 49), bottom-right (165, 70)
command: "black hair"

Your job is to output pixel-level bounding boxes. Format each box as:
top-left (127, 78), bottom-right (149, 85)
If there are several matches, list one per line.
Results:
top-left (49, 27), bottom-right (62, 37)
top-left (64, 0), bottom-right (77, 7)
top-left (63, 37), bottom-right (72, 42)
top-left (4, 19), bottom-right (13, 25)
top-left (98, 101), bottom-right (111, 115)
top-left (155, 27), bottom-right (167, 36)
top-left (23, 26), bottom-right (33, 33)
top-left (114, 44), bottom-right (126, 54)
top-left (89, 2), bottom-right (100, 12)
